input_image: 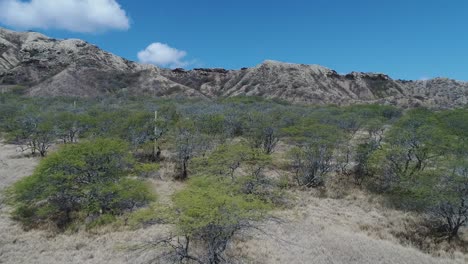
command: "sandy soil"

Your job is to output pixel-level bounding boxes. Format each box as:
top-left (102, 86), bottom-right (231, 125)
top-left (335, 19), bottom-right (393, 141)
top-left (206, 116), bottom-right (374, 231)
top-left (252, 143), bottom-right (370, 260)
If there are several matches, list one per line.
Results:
top-left (0, 142), bottom-right (466, 264)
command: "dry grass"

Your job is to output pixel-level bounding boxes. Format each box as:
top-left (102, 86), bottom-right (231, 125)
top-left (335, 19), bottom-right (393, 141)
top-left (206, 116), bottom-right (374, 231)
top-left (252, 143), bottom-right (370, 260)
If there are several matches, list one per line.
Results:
top-left (0, 143), bottom-right (38, 191)
top-left (231, 187), bottom-right (467, 263)
top-left (1, 141), bottom-right (466, 264)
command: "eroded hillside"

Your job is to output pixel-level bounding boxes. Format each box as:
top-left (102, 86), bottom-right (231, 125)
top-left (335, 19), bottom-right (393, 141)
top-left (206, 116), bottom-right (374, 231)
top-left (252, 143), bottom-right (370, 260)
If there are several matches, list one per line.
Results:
top-left (1, 27), bottom-right (467, 108)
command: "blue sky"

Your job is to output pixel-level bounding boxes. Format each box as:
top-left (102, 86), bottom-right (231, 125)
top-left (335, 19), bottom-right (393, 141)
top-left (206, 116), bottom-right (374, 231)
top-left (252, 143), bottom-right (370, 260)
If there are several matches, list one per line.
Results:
top-left (0, 0), bottom-right (467, 80)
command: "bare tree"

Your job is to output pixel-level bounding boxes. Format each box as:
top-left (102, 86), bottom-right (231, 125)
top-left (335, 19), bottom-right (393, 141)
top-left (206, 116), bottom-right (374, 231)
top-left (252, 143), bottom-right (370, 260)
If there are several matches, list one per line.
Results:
top-left (13, 112), bottom-right (56, 157)
top-left (174, 125), bottom-right (203, 180)
top-left (429, 164), bottom-right (468, 241)
top-left (245, 112), bottom-right (279, 154)
top-left (289, 141), bottom-right (335, 187)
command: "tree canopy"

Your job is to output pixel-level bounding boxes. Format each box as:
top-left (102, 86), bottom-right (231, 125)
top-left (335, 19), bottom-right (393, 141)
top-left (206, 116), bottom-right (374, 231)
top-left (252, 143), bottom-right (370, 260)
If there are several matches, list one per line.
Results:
top-left (7, 139), bottom-right (155, 229)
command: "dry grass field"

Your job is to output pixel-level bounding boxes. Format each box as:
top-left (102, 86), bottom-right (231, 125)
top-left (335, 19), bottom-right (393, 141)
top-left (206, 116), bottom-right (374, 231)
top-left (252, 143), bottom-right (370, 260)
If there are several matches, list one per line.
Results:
top-left (0, 141), bottom-right (466, 264)
top-left (235, 190), bottom-right (467, 264)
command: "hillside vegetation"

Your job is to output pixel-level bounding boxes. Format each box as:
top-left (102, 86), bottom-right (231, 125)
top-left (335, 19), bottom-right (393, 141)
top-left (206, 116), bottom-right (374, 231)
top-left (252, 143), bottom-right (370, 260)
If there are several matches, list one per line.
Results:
top-left (0, 91), bottom-right (467, 263)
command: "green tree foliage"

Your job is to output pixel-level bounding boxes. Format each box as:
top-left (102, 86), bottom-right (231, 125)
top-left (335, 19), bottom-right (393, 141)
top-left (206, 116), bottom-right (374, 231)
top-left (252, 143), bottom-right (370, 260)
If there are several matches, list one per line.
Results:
top-left (366, 108), bottom-right (468, 240)
top-left (192, 143), bottom-right (284, 205)
top-left (4, 92), bottom-right (467, 244)
top-left (353, 140), bottom-right (381, 185)
top-left (195, 113), bottom-right (226, 137)
top-left (368, 109), bottom-right (448, 191)
top-left (392, 158), bottom-right (468, 241)
top-left (134, 162), bottom-right (161, 179)
top-left (437, 109), bottom-right (468, 157)
top-left (7, 139), bottom-right (155, 229)
top-left (192, 143), bottom-right (271, 179)
top-left (429, 159), bottom-right (468, 241)
top-left (171, 176), bottom-right (270, 263)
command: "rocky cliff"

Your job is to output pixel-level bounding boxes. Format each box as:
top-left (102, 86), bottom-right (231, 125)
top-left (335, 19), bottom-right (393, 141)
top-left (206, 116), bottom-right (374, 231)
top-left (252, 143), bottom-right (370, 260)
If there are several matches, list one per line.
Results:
top-left (1, 27), bottom-right (467, 108)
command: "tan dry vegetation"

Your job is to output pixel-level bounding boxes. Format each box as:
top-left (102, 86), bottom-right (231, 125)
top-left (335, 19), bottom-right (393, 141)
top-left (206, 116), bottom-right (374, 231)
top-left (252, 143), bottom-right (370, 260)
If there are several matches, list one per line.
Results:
top-left (0, 142), bottom-right (38, 190)
top-left (234, 188), bottom-right (467, 264)
top-left (0, 141), bottom-right (467, 264)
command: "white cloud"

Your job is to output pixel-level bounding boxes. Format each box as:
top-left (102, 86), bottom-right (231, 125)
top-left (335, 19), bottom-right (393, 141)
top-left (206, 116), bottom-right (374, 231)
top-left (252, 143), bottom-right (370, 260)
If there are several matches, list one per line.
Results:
top-left (0, 0), bottom-right (130, 33)
top-left (138, 42), bottom-right (190, 68)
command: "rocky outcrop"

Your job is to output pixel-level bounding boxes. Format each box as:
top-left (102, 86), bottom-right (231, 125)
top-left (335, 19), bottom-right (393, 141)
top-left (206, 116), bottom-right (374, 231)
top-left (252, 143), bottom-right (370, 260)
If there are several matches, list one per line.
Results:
top-left (0, 27), bottom-right (200, 98)
top-left (1, 27), bottom-right (467, 108)
top-left (161, 60), bottom-right (468, 108)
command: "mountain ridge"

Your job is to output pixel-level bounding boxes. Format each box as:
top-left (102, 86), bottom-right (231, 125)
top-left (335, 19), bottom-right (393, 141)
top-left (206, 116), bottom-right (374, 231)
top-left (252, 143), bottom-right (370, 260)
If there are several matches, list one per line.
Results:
top-left (1, 27), bottom-right (467, 108)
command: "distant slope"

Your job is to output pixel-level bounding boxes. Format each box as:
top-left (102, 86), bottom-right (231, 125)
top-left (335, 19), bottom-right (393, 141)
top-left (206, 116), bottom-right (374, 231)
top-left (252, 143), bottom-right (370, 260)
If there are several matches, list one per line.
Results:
top-left (161, 61), bottom-right (468, 108)
top-left (1, 27), bottom-right (467, 108)
top-left (0, 27), bottom-right (202, 98)
top-left (162, 61), bottom-right (400, 104)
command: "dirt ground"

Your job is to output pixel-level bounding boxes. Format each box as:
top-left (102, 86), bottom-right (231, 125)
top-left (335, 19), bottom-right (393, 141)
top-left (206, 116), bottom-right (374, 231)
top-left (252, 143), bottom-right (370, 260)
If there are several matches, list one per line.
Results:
top-left (0, 142), bottom-right (466, 264)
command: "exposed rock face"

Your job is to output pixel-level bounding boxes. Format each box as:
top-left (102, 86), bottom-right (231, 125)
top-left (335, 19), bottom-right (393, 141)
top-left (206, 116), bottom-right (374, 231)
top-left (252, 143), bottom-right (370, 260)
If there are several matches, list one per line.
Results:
top-left (201, 61), bottom-right (399, 104)
top-left (161, 60), bottom-right (468, 108)
top-left (1, 27), bottom-right (467, 108)
top-left (0, 27), bottom-right (200, 98)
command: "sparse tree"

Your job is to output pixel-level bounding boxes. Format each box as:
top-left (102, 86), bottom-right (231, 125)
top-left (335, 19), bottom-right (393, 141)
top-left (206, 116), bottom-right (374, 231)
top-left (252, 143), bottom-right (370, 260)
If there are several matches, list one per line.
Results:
top-left (285, 124), bottom-right (342, 187)
top-left (10, 111), bottom-right (57, 157)
top-left (55, 112), bottom-right (90, 143)
top-left (368, 109), bottom-right (447, 191)
top-left (288, 143), bottom-right (334, 187)
top-left (192, 143), bottom-right (270, 179)
top-left (245, 112), bottom-right (279, 154)
top-left (174, 120), bottom-right (203, 180)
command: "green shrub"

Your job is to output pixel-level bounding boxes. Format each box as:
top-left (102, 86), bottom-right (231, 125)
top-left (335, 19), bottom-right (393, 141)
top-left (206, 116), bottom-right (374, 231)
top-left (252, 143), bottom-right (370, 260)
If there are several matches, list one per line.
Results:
top-left (86, 214), bottom-right (117, 230)
top-left (192, 143), bottom-right (271, 178)
top-left (169, 176), bottom-right (270, 263)
top-left (173, 176), bottom-right (270, 235)
top-left (235, 174), bottom-right (285, 205)
top-left (126, 203), bottom-right (170, 229)
top-left (7, 139), bottom-right (156, 229)
top-left (134, 163), bottom-right (161, 178)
